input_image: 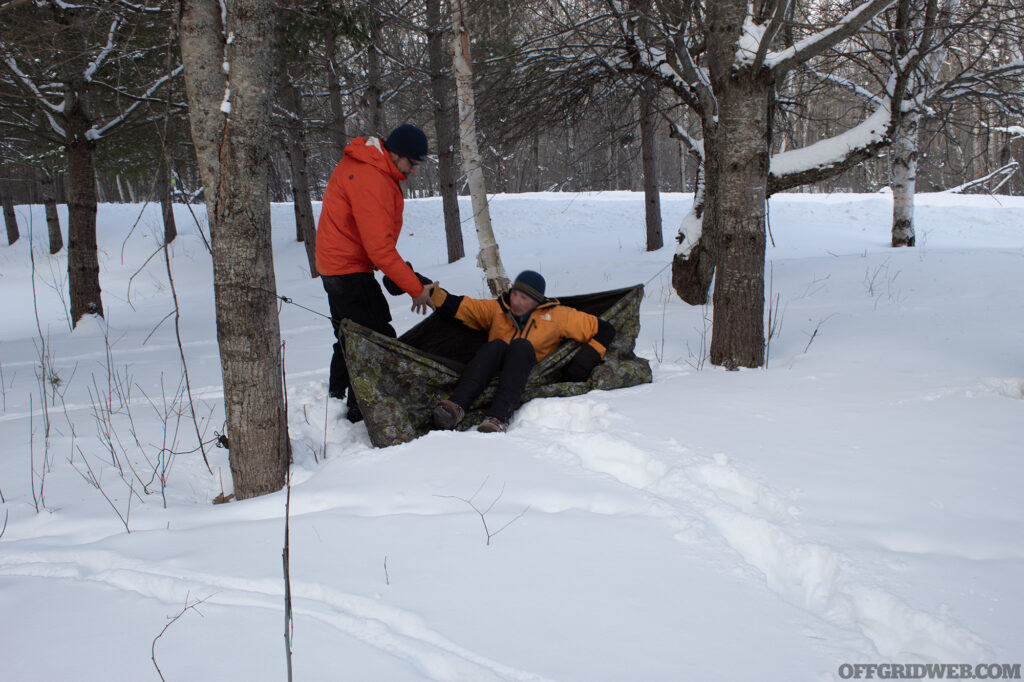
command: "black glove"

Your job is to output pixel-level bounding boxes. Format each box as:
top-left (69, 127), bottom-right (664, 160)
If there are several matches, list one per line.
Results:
top-left (563, 345), bottom-right (601, 382)
top-left (382, 261), bottom-right (432, 296)
top-left (563, 318), bottom-right (615, 382)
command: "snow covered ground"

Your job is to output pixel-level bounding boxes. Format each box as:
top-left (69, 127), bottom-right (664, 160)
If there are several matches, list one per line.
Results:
top-left (1, 191), bottom-right (1021, 681)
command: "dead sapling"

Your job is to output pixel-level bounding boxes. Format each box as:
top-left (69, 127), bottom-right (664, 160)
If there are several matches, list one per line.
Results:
top-left (283, 458), bottom-right (294, 682)
top-left (70, 442), bottom-right (136, 533)
top-left (152, 593), bottom-right (208, 682)
top-left (436, 477), bottom-right (529, 546)
top-left (764, 262), bottom-right (784, 369)
top-left (802, 313), bottom-right (839, 355)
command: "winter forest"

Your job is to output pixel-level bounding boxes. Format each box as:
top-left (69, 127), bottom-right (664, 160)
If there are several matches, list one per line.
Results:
top-left (1, 2), bottom-right (1024, 679)
top-left (3, 0), bottom-right (1023, 497)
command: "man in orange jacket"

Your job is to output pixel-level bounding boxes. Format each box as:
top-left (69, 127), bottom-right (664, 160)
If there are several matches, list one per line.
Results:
top-left (431, 270), bottom-right (615, 433)
top-left (316, 123), bottom-right (437, 422)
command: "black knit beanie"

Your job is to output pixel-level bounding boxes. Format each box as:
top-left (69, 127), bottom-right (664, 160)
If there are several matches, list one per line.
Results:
top-left (512, 270), bottom-right (546, 302)
top-left (385, 124), bottom-right (429, 162)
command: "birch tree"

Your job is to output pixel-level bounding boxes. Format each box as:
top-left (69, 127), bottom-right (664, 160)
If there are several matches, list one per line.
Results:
top-left (178, 0), bottom-right (289, 499)
top-left (450, 0), bottom-right (509, 295)
top-left (886, 0), bottom-right (1024, 245)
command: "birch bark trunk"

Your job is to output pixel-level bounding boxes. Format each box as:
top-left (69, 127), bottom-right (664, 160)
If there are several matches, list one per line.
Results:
top-left (891, 111), bottom-right (919, 247)
top-left (889, 0), bottom-right (959, 247)
top-left (450, 0), bottom-right (508, 295)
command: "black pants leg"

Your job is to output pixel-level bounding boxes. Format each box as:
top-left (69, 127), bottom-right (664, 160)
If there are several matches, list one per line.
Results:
top-left (322, 273), bottom-right (396, 410)
top-left (487, 339), bottom-right (537, 422)
top-left (449, 339), bottom-right (508, 411)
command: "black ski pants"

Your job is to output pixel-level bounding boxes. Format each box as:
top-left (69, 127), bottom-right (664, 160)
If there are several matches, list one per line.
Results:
top-left (322, 273), bottom-right (396, 410)
top-left (449, 338), bottom-right (538, 423)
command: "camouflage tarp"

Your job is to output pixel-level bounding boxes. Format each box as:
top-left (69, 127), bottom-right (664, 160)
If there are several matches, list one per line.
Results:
top-left (342, 284), bottom-right (652, 447)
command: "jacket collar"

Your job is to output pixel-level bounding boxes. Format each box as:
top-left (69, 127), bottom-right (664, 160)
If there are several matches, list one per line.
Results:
top-left (498, 292), bottom-right (558, 314)
top-left (343, 136), bottom-right (407, 182)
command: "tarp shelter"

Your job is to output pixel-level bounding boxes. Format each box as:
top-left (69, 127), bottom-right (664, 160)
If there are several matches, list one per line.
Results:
top-left (342, 284), bottom-right (652, 447)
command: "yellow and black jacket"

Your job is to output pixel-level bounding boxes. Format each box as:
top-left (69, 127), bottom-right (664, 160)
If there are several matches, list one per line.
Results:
top-left (429, 287), bottom-right (614, 364)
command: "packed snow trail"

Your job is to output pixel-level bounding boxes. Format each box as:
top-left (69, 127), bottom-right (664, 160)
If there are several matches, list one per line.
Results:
top-left (510, 394), bottom-right (994, 664)
top-left (0, 548), bottom-right (557, 682)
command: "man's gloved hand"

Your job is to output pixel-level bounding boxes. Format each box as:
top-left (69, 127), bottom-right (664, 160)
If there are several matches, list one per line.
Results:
top-left (383, 261), bottom-right (433, 296)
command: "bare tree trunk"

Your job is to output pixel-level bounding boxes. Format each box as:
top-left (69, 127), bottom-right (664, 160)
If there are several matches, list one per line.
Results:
top-left (451, 0), bottom-right (508, 294)
top-left (639, 83), bottom-right (663, 251)
top-left (706, 89), bottom-right (768, 370)
top-left (366, 42), bottom-right (384, 134)
top-left (41, 172), bottom-right (63, 254)
top-left (179, 0), bottom-right (288, 499)
top-left (279, 61), bottom-right (318, 276)
top-left (67, 94), bottom-right (103, 325)
top-left (1, 173), bottom-right (18, 245)
top-left (532, 132), bottom-right (541, 192)
top-left (705, 2), bottom-right (768, 369)
top-left (325, 27), bottom-right (347, 157)
top-left (426, 0), bottom-right (464, 263)
top-left (157, 147), bottom-right (177, 245)
top-left (891, 111), bottom-right (919, 247)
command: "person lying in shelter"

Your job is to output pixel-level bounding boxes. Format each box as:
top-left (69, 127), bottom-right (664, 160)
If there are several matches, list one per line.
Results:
top-left (431, 270), bottom-right (616, 433)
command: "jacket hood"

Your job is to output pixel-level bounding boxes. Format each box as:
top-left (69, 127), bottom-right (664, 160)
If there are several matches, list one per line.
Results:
top-left (343, 136), bottom-right (407, 183)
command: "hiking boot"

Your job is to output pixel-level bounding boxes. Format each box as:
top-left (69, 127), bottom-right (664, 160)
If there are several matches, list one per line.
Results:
top-left (346, 403), bottom-right (363, 424)
top-left (477, 416), bottom-right (508, 433)
top-left (432, 400), bottom-right (464, 430)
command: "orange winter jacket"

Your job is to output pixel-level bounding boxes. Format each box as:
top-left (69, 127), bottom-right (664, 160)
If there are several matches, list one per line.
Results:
top-left (315, 136), bottom-right (424, 296)
top-left (429, 288), bottom-right (608, 362)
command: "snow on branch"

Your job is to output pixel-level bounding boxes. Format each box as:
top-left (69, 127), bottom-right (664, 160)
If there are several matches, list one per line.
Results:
top-left (989, 124), bottom-right (1024, 139)
top-left (766, 0), bottom-right (896, 76)
top-left (751, 0), bottom-right (791, 74)
top-left (944, 161), bottom-right (1020, 194)
top-left (607, 0), bottom-right (709, 113)
top-left (2, 56), bottom-right (64, 114)
top-left (85, 17), bottom-right (122, 82)
top-left (90, 65), bottom-right (184, 140)
top-left (806, 67), bottom-right (884, 107)
top-left (932, 60), bottom-right (1024, 109)
top-left (668, 121), bottom-right (704, 162)
top-left (2, 54), bottom-right (67, 137)
top-left (769, 97), bottom-right (893, 194)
